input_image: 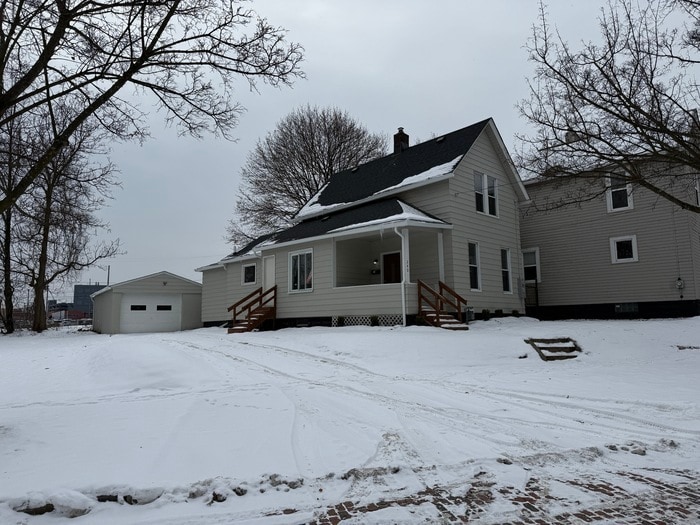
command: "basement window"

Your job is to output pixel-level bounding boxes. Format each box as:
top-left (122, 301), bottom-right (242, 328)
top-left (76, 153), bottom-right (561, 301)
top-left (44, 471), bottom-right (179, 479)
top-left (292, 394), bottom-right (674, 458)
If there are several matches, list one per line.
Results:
top-left (130, 305), bottom-right (147, 311)
top-left (157, 305), bottom-right (172, 311)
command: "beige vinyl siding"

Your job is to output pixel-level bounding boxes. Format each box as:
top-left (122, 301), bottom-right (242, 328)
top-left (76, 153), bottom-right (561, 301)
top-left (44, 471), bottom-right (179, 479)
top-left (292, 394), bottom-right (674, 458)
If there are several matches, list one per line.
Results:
top-left (396, 130), bottom-right (526, 314)
top-left (446, 130), bottom-right (525, 313)
top-left (521, 176), bottom-right (700, 305)
top-left (201, 266), bottom-right (228, 323)
top-left (181, 293), bottom-right (203, 330)
top-left (691, 208), bottom-right (700, 298)
top-left (92, 291), bottom-right (120, 334)
top-left (268, 238), bottom-right (414, 318)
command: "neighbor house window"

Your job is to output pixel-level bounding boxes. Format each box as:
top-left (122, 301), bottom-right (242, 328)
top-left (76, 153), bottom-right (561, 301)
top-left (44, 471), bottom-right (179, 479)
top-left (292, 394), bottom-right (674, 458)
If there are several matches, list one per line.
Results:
top-left (522, 248), bottom-right (540, 283)
top-left (501, 249), bottom-right (512, 293)
top-left (606, 175), bottom-right (633, 211)
top-left (242, 263), bottom-right (256, 285)
top-left (468, 242), bottom-right (481, 290)
top-left (156, 305), bottom-right (172, 311)
top-left (474, 172), bottom-right (498, 216)
top-left (610, 235), bottom-right (638, 263)
top-left (290, 249), bottom-right (313, 292)
top-left (130, 305), bottom-right (147, 311)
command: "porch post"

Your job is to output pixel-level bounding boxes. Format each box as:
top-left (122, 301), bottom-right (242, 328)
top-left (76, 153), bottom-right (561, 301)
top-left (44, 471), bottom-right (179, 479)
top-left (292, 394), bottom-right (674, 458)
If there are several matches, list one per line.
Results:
top-left (437, 232), bottom-right (445, 282)
top-left (401, 228), bottom-right (410, 283)
top-left (394, 227), bottom-right (410, 327)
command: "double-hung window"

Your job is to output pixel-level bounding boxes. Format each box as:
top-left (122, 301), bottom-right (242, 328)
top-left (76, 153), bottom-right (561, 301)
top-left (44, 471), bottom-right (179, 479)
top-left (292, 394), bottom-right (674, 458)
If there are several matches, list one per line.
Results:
top-left (474, 172), bottom-right (498, 216)
top-left (500, 249), bottom-right (512, 293)
top-left (522, 248), bottom-right (540, 283)
top-left (468, 242), bottom-right (481, 291)
top-left (606, 176), bottom-right (633, 212)
top-left (290, 249), bottom-right (313, 292)
top-left (610, 235), bottom-right (638, 263)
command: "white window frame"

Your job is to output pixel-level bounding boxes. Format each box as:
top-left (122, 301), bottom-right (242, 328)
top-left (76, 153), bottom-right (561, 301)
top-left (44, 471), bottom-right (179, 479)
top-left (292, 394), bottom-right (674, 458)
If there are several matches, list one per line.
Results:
top-left (289, 248), bottom-right (313, 293)
top-left (474, 171), bottom-right (498, 217)
top-left (468, 242), bottom-right (481, 291)
top-left (241, 263), bottom-right (257, 286)
top-left (522, 247), bottom-right (541, 283)
top-left (500, 248), bottom-right (512, 294)
top-left (606, 175), bottom-right (633, 212)
top-left (610, 235), bottom-right (638, 264)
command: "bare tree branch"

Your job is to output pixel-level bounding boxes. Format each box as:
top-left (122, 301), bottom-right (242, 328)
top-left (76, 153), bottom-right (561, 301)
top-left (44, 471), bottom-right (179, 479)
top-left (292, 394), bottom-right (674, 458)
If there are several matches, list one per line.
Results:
top-left (227, 105), bottom-right (387, 246)
top-left (518, 0), bottom-right (700, 213)
top-left (0, 0), bottom-right (304, 214)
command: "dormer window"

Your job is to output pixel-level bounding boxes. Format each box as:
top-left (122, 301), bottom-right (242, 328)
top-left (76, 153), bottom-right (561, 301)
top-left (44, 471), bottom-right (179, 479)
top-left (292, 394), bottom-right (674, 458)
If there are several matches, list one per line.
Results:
top-left (606, 176), bottom-right (633, 212)
top-left (474, 172), bottom-right (498, 216)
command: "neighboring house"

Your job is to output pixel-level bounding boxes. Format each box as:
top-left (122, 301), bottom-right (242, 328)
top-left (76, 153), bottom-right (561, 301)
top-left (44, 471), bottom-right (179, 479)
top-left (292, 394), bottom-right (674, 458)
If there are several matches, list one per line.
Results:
top-left (520, 172), bottom-right (700, 319)
top-left (73, 284), bottom-right (106, 316)
top-left (198, 118), bottom-right (530, 330)
top-left (92, 271), bottom-right (202, 334)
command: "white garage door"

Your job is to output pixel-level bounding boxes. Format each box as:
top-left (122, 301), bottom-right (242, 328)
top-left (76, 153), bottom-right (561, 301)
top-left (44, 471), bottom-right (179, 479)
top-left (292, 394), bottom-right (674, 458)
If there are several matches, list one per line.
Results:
top-left (120, 293), bottom-right (182, 333)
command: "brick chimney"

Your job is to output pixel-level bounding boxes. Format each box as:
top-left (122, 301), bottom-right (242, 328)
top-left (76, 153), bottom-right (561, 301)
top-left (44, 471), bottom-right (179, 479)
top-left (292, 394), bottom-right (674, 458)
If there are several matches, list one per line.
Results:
top-left (393, 127), bottom-right (409, 153)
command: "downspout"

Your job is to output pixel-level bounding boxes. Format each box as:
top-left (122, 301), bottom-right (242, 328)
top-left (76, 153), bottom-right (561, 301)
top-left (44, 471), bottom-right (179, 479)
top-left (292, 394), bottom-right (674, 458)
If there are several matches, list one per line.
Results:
top-left (394, 226), bottom-right (408, 327)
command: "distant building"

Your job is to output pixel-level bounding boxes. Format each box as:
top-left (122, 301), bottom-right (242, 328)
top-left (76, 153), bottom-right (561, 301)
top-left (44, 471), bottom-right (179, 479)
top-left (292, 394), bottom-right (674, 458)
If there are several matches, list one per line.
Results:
top-left (73, 284), bottom-right (106, 316)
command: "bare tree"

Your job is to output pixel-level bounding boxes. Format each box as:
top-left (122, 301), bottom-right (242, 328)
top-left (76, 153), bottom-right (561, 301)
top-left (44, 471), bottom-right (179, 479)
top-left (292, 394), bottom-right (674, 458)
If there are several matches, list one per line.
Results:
top-left (518, 0), bottom-right (700, 212)
top-left (227, 105), bottom-right (387, 245)
top-left (0, 0), bottom-right (304, 215)
top-left (10, 104), bottom-right (120, 332)
top-left (0, 113), bottom-right (25, 333)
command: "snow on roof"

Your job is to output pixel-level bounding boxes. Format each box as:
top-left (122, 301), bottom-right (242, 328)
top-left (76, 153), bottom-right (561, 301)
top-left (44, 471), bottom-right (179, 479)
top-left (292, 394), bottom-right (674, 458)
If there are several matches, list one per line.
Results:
top-left (381, 155), bottom-right (462, 193)
top-left (296, 155), bottom-right (462, 220)
top-left (327, 201), bottom-right (447, 233)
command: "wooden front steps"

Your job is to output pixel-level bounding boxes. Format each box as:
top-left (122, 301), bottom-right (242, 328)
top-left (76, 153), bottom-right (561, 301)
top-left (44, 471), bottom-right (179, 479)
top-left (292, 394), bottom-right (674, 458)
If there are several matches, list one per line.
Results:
top-left (227, 285), bottom-right (277, 334)
top-left (524, 337), bottom-right (582, 361)
top-left (418, 280), bottom-right (469, 330)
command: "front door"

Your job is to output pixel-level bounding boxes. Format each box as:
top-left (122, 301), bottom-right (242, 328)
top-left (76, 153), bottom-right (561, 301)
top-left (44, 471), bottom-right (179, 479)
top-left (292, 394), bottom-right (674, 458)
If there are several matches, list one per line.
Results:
top-left (382, 252), bottom-right (402, 284)
top-left (263, 255), bottom-right (276, 290)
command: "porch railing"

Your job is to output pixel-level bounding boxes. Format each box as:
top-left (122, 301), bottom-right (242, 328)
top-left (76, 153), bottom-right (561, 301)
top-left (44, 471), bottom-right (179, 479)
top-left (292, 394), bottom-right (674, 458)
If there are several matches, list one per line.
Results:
top-left (417, 280), bottom-right (468, 327)
top-left (227, 285), bottom-right (277, 330)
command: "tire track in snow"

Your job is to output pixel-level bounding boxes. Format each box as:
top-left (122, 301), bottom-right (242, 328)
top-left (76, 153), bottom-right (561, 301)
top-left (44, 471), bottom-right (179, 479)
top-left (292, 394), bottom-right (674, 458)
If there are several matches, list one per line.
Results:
top-left (171, 336), bottom-right (700, 444)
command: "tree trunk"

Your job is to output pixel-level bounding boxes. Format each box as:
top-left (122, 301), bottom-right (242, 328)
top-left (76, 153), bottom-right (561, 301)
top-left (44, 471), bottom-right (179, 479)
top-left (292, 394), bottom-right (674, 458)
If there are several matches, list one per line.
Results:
top-left (31, 279), bottom-right (47, 332)
top-left (31, 184), bottom-right (53, 333)
top-left (1, 208), bottom-right (15, 333)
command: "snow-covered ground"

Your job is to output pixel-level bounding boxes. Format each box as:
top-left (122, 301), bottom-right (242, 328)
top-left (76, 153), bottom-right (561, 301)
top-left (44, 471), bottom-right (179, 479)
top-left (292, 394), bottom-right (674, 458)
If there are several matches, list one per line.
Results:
top-left (1, 317), bottom-right (699, 524)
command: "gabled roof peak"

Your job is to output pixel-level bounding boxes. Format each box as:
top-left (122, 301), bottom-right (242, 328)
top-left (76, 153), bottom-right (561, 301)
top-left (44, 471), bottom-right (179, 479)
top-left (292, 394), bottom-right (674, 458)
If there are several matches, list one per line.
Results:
top-left (297, 118), bottom-right (493, 220)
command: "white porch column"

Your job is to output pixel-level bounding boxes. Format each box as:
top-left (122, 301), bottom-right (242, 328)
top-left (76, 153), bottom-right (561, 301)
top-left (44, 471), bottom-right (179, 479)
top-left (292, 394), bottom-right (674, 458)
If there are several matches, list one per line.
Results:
top-left (401, 228), bottom-right (410, 283)
top-left (438, 232), bottom-right (445, 283)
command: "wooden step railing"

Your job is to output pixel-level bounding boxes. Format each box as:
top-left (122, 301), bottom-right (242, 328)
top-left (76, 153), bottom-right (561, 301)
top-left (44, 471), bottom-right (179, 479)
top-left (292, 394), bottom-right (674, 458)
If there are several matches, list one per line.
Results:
top-left (417, 280), bottom-right (468, 328)
top-left (227, 285), bottom-right (277, 332)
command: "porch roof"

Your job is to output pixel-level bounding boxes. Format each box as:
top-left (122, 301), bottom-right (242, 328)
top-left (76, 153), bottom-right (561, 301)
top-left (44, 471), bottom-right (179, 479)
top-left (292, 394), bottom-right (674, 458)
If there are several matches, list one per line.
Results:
top-left (209, 199), bottom-right (449, 266)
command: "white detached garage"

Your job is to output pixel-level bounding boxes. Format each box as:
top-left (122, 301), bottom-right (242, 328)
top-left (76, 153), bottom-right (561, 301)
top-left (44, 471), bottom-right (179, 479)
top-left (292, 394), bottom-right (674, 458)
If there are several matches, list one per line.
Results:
top-left (91, 271), bottom-right (202, 334)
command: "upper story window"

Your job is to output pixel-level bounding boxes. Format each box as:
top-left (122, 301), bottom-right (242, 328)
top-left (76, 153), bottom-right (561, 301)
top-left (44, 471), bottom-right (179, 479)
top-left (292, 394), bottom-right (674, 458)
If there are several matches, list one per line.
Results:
top-left (242, 263), bottom-right (256, 285)
top-left (522, 248), bottom-right (540, 283)
top-left (290, 249), bottom-right (313, 292)
top-left (474, 172), bottom-right (498, 216)
top-left (610, 235), bottom-right (638, 263)
top-left (606, 175), bottom-right (633, 212)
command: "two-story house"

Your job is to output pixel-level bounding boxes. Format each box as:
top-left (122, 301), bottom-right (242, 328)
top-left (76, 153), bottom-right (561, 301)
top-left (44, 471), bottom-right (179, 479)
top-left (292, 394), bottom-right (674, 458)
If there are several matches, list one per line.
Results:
top-left (520, 171), bottom-right (700, 319)
top-left (197, 118), bottom-right (530, 331)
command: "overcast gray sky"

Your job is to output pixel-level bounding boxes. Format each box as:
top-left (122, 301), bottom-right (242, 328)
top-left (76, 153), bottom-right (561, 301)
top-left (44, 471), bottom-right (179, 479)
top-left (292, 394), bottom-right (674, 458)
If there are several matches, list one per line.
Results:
top-left (69, 1), bottom-right (606, 301)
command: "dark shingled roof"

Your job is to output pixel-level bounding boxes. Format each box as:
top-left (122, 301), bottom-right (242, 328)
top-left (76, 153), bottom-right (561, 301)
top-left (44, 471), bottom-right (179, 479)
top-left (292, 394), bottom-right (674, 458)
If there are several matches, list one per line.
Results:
top-left (298, 118), bottom-right (491, 218)
top-left (229, 198), bottom-right (447, 259)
